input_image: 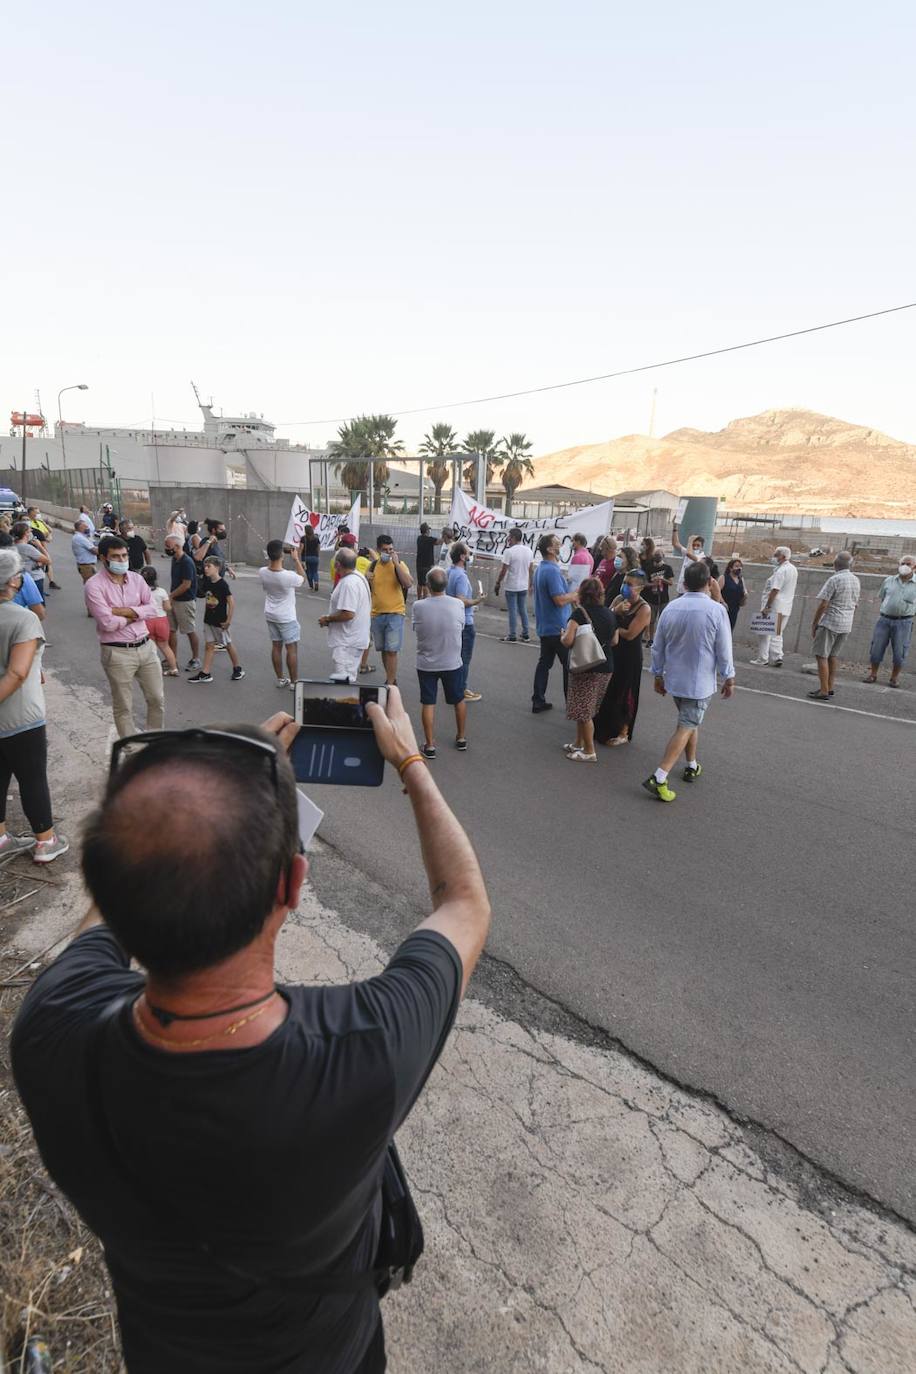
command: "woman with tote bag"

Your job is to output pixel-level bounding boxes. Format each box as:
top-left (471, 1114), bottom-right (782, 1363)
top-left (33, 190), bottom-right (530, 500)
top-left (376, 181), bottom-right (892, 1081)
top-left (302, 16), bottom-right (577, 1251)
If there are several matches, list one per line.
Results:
top-left (559, 578), bottom-right (618, 763)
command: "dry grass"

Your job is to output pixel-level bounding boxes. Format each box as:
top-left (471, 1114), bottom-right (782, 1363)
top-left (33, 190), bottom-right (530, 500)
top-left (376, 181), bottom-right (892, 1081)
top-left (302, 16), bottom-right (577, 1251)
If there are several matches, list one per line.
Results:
top-left (1, 958), bottom-right (123, 1371)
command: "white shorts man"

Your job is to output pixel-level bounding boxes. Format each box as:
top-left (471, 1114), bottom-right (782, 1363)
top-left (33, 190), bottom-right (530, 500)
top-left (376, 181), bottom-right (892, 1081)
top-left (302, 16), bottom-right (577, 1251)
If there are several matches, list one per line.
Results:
top-left (319, 549), bottom-right (371, 682)
top-left (750, 546), bottom-right (798, 667)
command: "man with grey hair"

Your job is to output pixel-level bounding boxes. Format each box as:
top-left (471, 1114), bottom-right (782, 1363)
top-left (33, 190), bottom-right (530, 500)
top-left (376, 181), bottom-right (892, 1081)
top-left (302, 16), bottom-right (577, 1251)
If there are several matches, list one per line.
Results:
top-left (164, 534), bottom-right (200, 670)
top-left (863, 553), bottom-right (916, 687)
top-left (750, 546), bottom-right (798, 667)
top-left (319, 548), bottom-right (371, 683)
top-left (71, 518), bottom-right (99, 584)
top-left (411, 567), bottom-right (468, 757)
top-left (808, 551), bottom-right (861, 700)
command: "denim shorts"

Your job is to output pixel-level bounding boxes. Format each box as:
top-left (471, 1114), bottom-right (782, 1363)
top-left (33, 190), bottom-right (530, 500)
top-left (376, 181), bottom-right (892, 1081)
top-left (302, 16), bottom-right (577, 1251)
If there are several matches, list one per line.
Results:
top-left (267, 618), bottom-right (300, 644)
top-left (673, 695), bottom-right (710, 729)
top-left (417, 667), bottom-right (464, 706)
top-left (371, 612), bottom-right (405, 653)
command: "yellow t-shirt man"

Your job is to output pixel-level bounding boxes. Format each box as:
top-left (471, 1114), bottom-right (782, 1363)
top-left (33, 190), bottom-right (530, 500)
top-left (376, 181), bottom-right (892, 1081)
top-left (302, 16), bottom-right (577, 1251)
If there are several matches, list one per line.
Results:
top-left (370, 555), bottom-right (409, 616)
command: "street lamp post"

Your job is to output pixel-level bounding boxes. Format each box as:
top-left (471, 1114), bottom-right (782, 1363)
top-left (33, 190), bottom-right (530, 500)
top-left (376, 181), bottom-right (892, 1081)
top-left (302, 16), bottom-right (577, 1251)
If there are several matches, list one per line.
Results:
top-left (57, 383), bottom-right (89, 476)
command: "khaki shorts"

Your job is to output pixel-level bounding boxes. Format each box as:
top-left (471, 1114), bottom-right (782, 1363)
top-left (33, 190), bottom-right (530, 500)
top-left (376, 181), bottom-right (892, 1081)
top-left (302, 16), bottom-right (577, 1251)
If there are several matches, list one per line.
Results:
top-left (168, 599), bottom-right (197, 635)
top-left (813, 625), bottom-right (848, 658)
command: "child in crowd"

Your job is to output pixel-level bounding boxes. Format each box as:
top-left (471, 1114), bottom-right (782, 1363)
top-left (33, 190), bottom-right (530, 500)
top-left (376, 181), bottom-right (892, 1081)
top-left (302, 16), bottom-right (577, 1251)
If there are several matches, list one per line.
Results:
top-left (140, 566), bottom-right (179, 676)
top-left (189, 556), bottom-right (245, 683)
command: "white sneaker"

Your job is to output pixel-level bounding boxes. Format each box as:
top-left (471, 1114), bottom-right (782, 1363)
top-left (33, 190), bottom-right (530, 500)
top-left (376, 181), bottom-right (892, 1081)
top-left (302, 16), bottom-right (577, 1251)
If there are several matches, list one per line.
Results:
top-left (748, 657), bottom-right (769, 666)
top-left (33, 833), bottom-right (70, 865)
top-left (275, 677), bottom-right (291, 688)
top-left (567, 749), bottom-right (597, 763)
top-left (0, 834), bottom-right (37, 865)
top-left (562, 742), bottom-right (578, 752)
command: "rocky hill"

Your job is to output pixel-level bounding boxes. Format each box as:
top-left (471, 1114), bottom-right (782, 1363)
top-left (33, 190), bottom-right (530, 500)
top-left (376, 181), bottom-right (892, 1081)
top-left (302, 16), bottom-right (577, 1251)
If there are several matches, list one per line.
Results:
top-left (527, 409), bottom-right (916, 517)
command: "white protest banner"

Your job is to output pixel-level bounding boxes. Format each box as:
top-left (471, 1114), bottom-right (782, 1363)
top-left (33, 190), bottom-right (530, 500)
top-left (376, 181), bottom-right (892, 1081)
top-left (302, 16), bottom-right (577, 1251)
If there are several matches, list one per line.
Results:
top-left (284, 495), bottom-right (360, 551)
top-left (748, 610), bottom-right (778, 636)
top-left (448, 488), bottom-right (614, 567)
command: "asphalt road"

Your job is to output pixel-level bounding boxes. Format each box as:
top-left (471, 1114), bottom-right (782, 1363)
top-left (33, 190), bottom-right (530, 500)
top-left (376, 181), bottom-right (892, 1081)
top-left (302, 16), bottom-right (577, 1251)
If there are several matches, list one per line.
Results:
top-left (45, 560), bottom-right (916, 1222)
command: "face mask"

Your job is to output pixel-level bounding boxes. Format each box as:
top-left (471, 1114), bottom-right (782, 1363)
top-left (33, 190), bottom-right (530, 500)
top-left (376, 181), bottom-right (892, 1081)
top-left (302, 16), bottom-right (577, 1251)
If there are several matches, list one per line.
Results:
top-left (107, 559), bottom-right (129, 575)
top-left (217, 529), bottom-right (226, 540)
top-left (613, 556), bottom-right (623, 570)
top-left (379, 552), bottom-right (391, 563)
top-left (620, 584), bottom-right (632, 599)
top-left (898, 563), bottom-right (913, 577)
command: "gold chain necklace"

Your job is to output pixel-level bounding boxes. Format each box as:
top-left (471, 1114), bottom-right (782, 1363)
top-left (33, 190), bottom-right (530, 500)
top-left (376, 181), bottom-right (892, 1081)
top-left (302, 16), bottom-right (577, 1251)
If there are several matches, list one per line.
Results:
top-left (133, 994), bottom-right (278, 1049)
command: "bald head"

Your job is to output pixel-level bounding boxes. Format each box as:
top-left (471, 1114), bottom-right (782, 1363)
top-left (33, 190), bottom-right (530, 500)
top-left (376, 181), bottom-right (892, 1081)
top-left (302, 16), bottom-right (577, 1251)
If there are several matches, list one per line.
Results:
top-left (82, 732), bottom-right (299, 979)
top-left (335, 548), bottom-right (356, 573)
top-left (427, 567), bottom-right (448, 594)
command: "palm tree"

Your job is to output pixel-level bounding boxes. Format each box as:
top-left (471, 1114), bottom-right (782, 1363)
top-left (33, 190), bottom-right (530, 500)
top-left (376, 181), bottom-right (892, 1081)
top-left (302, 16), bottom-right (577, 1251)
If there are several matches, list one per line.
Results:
top-left (329, 414), bottom-right (403, 506)
top-left (498, 432), bottom-right (535, 516)
top-left (419, 422), bottom-right (458, 514)
top-left (461, 429), bottom-right (503, 495)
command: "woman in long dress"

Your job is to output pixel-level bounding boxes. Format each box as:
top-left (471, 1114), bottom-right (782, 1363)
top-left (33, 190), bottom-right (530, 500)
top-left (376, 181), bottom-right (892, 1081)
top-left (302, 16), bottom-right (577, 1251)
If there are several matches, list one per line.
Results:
top-left (595, 570), bottom-right (651, 746)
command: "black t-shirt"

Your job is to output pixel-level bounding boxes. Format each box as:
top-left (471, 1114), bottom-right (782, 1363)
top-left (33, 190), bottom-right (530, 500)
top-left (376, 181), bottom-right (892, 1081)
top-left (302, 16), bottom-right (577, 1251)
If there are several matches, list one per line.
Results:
top-left (196, 537), bottom-right (226, 594)
top-left (571, 604), bottom-right (616, 672)
top-left (415, 535), bottom-right (436, 571)
top-left (204, 576), bottom-right (231, 626)
top-left (643, 562), bottom-right (674, 607)
top-left (125, 535), bottom-right (148, 572)
top-left (170, 552), bottom-right (197, 600)
top-left (12, 925), bottom-right (462, 1374)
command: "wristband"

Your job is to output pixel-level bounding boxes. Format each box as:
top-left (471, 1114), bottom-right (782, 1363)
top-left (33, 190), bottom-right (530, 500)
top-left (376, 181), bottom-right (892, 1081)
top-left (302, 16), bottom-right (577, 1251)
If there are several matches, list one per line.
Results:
top-left (397, 753), bottom-right (426, 791)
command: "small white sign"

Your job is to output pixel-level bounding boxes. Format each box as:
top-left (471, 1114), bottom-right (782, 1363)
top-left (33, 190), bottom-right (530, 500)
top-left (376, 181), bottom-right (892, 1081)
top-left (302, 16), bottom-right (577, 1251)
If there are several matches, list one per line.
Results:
top-left (748, 611), bottom-right (778, 636)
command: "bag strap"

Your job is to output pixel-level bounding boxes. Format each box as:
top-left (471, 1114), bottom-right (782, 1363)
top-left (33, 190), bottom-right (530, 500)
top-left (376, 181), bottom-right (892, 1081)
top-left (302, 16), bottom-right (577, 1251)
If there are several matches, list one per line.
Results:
top-left (84, 996), bottom-right (387, 1294)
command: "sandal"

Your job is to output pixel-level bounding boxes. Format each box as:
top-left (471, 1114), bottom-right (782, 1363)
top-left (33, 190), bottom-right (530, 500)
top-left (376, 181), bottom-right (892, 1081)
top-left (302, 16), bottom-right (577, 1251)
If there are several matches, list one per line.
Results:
top-left (358, 664), bottom-right (376, 674)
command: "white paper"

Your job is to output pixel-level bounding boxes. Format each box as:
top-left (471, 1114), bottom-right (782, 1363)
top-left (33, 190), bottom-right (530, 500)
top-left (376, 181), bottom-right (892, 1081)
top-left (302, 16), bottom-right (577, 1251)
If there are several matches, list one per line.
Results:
top-left (477, 579), bottom-right (484, 598)
top-left (296, 789), bottom-right (325, 849)
top-left (748, 611), bottom-right (778, 636)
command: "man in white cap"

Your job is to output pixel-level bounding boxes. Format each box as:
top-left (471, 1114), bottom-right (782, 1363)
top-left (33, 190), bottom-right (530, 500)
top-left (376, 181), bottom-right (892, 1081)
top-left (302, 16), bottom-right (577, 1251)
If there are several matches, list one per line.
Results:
top-left (750, 546), bottom-right (797, 667)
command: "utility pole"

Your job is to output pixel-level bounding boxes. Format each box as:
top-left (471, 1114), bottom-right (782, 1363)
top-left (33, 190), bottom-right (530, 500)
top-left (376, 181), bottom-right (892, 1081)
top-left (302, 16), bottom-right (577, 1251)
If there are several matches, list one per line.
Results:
top-left (20, 408), bottom-right (28, 503)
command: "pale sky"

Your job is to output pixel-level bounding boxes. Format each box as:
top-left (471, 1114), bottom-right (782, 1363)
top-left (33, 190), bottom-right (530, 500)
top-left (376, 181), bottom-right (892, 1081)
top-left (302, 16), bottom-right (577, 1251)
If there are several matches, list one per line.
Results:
top-left (3, 1), bottom-right (915, 456)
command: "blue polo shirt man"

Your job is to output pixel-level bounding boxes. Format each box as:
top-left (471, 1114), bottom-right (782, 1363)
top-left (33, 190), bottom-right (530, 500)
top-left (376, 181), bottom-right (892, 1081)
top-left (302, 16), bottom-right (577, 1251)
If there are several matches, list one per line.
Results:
top-left (531, 533), bottom-right (578, 713)
top-left (446, 543), bottom-right (482, 702)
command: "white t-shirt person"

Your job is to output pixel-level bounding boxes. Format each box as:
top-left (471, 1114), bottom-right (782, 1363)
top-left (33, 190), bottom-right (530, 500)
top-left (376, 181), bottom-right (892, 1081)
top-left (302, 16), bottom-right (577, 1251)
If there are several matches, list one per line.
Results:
top-left (258, 567), bottom-right (304, 623)
top-left (411, 594), bottom-right (464, 671)
top-left (327, 572), bottom-right (371, 655)
top-left (762, 559), bottom-right (798, 617)
top-left (500, 542), bottom-right (534, 592)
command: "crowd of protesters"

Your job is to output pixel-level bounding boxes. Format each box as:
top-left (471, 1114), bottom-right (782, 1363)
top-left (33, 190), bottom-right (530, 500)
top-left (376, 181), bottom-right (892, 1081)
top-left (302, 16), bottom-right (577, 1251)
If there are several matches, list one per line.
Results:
top-left (1, 499), bottom-right (909, 875)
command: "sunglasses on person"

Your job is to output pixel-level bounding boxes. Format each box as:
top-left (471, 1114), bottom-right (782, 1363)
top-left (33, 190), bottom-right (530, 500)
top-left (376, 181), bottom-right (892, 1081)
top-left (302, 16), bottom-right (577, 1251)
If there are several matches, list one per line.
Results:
top-left (109, 728), bottom-right (280, 790)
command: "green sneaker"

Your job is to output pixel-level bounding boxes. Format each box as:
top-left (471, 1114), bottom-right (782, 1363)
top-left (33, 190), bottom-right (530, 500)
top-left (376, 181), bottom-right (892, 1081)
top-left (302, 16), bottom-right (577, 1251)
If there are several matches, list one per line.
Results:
top-left (682, 764), bottom-right (703, 782)
top-left (642, 775), bottom-right (676, 802)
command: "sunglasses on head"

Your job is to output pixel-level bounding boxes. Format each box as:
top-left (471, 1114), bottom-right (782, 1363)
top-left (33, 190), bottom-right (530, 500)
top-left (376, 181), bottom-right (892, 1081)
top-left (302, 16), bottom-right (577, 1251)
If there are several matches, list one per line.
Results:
top-left (109, 728), bottom-right (280, 790)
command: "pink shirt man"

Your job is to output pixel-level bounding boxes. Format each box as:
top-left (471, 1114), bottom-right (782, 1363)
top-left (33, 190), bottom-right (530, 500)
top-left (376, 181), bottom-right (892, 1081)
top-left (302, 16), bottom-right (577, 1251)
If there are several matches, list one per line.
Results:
top-left (85, 568), bottom-right (160, 644)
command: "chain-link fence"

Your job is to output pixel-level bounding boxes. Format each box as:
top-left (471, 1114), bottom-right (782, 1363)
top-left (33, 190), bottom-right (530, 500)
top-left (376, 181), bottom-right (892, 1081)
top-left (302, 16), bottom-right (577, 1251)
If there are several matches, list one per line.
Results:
top-left (0, 467), bottom-right (152, 524)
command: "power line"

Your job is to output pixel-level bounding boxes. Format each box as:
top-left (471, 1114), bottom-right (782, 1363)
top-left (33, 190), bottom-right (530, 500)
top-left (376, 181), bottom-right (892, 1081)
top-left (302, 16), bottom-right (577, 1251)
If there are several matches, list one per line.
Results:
top-left (275, 301), bottom-right (916, 427)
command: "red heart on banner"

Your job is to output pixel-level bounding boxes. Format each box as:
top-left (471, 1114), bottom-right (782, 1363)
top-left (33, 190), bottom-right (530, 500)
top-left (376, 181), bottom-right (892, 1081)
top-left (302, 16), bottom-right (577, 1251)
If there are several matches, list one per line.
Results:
top-left (309, 511), bottom-right (321, 528)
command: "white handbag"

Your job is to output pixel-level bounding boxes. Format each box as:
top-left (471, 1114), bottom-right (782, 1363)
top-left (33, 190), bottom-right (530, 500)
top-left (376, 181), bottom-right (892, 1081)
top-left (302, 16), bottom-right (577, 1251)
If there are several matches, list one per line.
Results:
top-left (568, 612), bottom-right (607, 673)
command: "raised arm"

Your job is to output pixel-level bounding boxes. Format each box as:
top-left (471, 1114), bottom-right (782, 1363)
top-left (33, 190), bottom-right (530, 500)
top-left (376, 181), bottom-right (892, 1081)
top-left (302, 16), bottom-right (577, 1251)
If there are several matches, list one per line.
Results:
top-left (368, 688), bottom-right (490, 996)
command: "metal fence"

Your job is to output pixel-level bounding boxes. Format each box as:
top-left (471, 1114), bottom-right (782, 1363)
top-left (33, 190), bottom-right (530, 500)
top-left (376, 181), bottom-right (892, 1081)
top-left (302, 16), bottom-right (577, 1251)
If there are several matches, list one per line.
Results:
top-left (0, 465), bottom-right (153, 524)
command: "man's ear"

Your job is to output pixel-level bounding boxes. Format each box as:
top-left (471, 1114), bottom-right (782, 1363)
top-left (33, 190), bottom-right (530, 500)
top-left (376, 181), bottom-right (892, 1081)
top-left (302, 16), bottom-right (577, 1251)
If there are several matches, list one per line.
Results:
top-left (274, 852), bottom-right (307, 912)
